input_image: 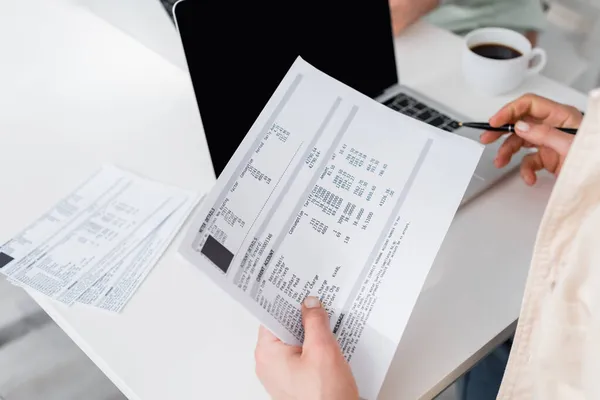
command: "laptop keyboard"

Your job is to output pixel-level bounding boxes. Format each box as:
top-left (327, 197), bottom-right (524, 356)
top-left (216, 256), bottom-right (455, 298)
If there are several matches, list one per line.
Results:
top-left (383, 92), bottom-right (461, 132)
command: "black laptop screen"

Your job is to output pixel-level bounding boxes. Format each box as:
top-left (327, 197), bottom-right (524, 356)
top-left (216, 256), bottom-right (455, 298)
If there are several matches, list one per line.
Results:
top-left (174, 0), bottom-right (398, 176)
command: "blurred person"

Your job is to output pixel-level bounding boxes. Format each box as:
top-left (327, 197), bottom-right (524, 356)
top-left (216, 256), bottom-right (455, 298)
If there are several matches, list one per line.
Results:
top-left (389, 0), bottom-right (546, 45)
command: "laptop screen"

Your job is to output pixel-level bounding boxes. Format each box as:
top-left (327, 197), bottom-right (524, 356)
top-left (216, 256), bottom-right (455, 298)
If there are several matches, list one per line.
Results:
top-left (174, 0), bottom-right (398, 176)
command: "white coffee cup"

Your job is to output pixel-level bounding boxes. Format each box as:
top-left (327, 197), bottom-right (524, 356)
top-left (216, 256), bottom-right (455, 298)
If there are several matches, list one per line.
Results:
top-left (462, 28), bottom-right (547, 96)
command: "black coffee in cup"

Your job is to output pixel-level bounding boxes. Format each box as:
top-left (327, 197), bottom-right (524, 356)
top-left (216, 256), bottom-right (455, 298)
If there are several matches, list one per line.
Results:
top-left (470, 43), bottom-right (523, 60)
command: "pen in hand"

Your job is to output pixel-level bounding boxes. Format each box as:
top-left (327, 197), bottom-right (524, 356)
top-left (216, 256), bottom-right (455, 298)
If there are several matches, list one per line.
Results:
top-left (459, 122), bottom-right (578, 135)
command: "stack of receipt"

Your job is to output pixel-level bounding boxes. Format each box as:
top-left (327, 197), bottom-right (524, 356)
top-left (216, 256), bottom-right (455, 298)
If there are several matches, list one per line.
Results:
top-left (0, 165), bottom-right (200, 313)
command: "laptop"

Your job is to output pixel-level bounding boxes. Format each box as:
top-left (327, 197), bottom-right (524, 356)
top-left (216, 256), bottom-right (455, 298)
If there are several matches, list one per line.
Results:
top-left (173, 0), bottom-right (523, 204)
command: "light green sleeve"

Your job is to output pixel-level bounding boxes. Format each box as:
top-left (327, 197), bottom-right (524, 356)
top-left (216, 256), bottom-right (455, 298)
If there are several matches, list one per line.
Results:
top-left (424, 0), bottom-right (547, 34)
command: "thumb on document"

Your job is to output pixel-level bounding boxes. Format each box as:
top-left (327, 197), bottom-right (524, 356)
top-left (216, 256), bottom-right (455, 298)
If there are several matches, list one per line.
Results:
top-left (302, 296), bottom-right (337, 354)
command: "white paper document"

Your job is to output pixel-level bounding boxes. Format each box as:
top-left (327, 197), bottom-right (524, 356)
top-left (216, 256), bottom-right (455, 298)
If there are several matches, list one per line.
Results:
top-left (0, 165), bottom-right (199, 313)
top-left (179, 57), bottom-right (482, 399)
top-left (78, 194), bottom-right (202, 313)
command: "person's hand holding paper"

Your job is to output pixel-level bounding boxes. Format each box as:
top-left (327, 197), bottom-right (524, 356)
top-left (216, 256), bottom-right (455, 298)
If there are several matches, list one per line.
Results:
top-left (255, 296), bottom-right (359, 400)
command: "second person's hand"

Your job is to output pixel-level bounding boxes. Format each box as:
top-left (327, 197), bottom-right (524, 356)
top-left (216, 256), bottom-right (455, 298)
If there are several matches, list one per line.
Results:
top-left (481, 94), bottom-right (583, 186)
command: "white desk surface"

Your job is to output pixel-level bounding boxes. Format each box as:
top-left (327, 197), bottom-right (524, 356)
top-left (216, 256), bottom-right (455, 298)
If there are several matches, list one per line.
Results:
top-left (0, 1), bottom-right (588, 399)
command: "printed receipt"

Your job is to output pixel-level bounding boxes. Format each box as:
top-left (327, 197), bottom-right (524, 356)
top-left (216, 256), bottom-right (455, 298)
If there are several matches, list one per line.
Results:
top-left (179, 57), bottom-right (483, 399)
top-left (78, 194), bottom-right (202, 313)
top-left (0, 165), bottom-right (198, 312)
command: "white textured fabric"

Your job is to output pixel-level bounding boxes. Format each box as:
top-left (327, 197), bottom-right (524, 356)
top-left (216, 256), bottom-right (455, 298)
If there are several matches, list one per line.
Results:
top-left (498, 88), bottom-right (600, 399)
